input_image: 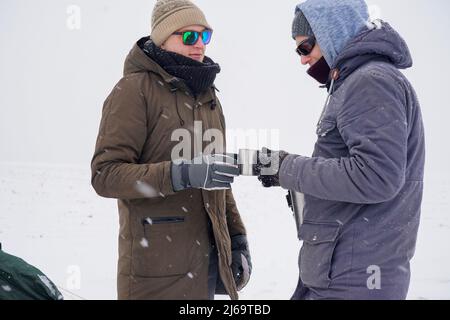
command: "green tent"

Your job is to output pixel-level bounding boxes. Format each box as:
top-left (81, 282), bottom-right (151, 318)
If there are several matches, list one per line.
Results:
top-left (0, 244), bottom-right (63, 300)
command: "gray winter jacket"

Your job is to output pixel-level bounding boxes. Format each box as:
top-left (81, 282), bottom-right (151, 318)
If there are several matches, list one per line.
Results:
top-left (280, 19), bottom-right (425, 299)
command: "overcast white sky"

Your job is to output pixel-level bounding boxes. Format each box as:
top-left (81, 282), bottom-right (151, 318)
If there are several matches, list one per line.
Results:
top-left (1, 0), bottom-right (449, 180)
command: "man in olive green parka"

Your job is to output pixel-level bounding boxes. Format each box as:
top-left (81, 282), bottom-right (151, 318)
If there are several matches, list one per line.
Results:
top-left (91, 0), bottom-right (251, 300)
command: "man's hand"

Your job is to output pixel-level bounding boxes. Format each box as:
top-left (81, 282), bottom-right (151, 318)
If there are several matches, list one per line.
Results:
top-left (215, 234), bottom-right (252, 294)
top-left (256, 147), bottom-right (290, 188)
top-left (230, 235), bottom-right (252, 291)
top-left (171, 154), bottom-right (239, 192)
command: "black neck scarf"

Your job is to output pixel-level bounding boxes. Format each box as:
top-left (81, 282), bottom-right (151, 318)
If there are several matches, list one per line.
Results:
top-left (141, 38), bottom-right (221, 96)
top-left (307, 56), bottom-right (331, 84)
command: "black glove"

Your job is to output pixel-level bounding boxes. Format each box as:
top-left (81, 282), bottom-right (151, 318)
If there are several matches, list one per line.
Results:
top-left (215, 235), bottom-right (252, 293)
top-left (256, 147), bottom-right (290, 188)
top-left (171, 154), bottom-right (239, 192)
top-left (230, 235), bottom-right (252, 291)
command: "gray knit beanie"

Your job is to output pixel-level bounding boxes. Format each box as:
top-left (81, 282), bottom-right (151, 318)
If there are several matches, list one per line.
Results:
top-left (292, 9), bottom-right (314, 39)
top-left (151, 0), bottom-right (212, 46)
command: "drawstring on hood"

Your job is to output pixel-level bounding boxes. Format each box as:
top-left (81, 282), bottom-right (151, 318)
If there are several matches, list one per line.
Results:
top-left (210, 86), bottom-right (220, 110)
top-left (317, 69), bottom-right (339, 128)
top-left (170, 86), bottom-right (185, 126)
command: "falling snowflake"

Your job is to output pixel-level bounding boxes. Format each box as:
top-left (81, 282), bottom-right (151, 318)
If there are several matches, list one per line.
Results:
top-left (184, 102), bottom-right (193, 110)
top-left (140, 238), bottom-right (149, 248)
top-left (363, 217), bottom-right (370, 222)
top-left (187, 272), bottom-right (194, 279)
top-left (398, 266), bottom-right (409, 273)
top-left (161, 114), bottom-right (169, 119)
top-left (205, 203), bottom-right (210, 209)
top-left (145, 218), bottom-right (153, 225)
top-left (1, 285), bottom-right (11, 292)
top-left (181, 207), bottom-right (189, 213)
top-left (166, 235), bottom-right (172, 242)
top-left (135, 181), bottom-right (159, 198)
top-left (196, 240), bottom-right (201, 246)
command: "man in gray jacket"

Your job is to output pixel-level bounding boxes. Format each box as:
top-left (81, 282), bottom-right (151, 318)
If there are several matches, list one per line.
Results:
top-left (257, 0), bottom-right (425, 300)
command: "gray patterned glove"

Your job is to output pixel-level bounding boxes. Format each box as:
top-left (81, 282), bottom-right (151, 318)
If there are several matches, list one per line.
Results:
top-left (171, 154), bottom-right (239, 192)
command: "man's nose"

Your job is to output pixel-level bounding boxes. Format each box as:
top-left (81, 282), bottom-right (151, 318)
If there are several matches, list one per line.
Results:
top-left (194, 39), bottom-right (205, 50)
top-left (301, 55), bottom-right (310, 65)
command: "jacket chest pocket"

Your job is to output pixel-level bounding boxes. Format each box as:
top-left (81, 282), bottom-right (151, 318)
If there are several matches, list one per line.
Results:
top-left (316, 119), bottom-right (338, 138)
top-left (315, 119), bottom-right (349, 158)
top-left (298, 221), bottom-right (340, 289)
top-left (132, 216), bottom-right (193, 278)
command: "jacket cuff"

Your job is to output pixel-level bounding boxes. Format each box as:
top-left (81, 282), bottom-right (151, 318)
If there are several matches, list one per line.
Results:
top-left (279, 154), bottom-right (307, 192)
top-left (170, 162), bottom-right (185, 192)
top-left (160, 161), bottom-right (177, 197)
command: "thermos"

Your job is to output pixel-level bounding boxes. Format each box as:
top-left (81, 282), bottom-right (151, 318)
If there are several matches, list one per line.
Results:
top-left (237, 149), bottom-right (260, 176)
top-left (287, 191), bottom-right (305, 237)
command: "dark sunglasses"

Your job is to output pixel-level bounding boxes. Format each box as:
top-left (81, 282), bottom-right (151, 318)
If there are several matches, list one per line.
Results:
top-left (172, 29), bottom-right (213, 46)
top-left (296, 36), bottom-right (316, 56)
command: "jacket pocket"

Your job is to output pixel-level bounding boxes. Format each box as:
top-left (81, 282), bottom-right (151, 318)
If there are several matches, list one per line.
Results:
top-left (132, 216), bottom-right (190, 277)
top-left (143, 217), bottom-right (185, 226)
top-left (298, 221), bottom-right (340, 289)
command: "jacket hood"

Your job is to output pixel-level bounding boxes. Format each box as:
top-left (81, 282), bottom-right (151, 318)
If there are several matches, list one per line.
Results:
top-left (335, 21), bottom-right (413, 70)
top-left (329, 21), bottom-right (413, 91)
top-left (123, 37), bottom-right (175, 82)
top-left (297, 0), bottom-right (370, 67)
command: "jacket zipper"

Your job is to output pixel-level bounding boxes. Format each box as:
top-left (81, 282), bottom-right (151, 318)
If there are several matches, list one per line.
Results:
top-left (142, 217), bottom-right (186, 225)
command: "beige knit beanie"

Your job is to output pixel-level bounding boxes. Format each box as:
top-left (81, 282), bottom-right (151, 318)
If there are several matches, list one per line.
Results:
top-left (151, 0), bottom-right (212, 46)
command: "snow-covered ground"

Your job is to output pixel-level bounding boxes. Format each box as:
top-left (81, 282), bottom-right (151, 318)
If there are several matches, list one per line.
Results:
top-left (0, 162), bottom-right (448, 300)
